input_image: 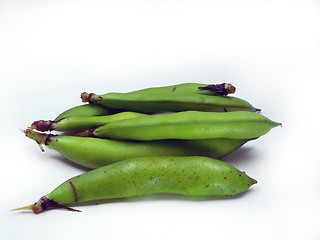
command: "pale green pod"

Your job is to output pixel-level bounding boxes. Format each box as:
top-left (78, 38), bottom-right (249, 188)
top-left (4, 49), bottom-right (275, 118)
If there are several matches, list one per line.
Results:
top-left (16, 156), bottom-right (257, 213)
top-left (24, 129), bottom-right (253, 169)
top-left (92, 111), bottom-right (281, 141)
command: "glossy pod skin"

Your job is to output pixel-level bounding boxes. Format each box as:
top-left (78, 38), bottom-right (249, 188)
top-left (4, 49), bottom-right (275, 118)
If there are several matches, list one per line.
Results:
top-left (91, 111), bottom-right (281, 141)
top-left (81, 84), bottom-right (259, 113)
top-left (55, 83), bottom-right (235, 120)
top-left (31, 112), bottom-right (145, 132)
top-left (17, 156), bottom-right (257, 213)
top-left (54, 104), bottom-right (117, 121)
top-left (24, 129), bottom-right (253, 169)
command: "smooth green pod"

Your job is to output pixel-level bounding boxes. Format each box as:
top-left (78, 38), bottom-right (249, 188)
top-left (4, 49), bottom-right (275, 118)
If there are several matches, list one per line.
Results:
top-left (81, 84), bottom-right (259, 113)
top-left (24, 129), bottom-right (253, 169)
top-left (54, 104), bottom-right (117, 121)
top-left (55, 83), bottom-right (236, 120)
top-left (92, 111), bottom-right (281, 141)
top-left (16, 156), bottom-right (257, 213)
top-left (31, 112), bottom-right (145, 132)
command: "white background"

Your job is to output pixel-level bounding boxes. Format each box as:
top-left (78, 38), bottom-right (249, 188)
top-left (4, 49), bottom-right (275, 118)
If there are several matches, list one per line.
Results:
top-left (1, 0), bottom-right (319, 239)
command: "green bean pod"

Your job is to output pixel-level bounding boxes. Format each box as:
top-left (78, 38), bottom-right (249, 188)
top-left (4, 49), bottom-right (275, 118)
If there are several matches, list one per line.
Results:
top-left (81, 84), bottom-right (259, 113)
top-left (55, 83), bottom-right (236, 120)
top-left (24, 129), bottom-right (253, 169)
top-left (54, 104), bottom-right (117, 121)
top-left (31, 112), bottom-right (145, 132)
top-left (90, 111), bottom-right (281, 141)
top-left (15, 156), bottom-right (257, 213)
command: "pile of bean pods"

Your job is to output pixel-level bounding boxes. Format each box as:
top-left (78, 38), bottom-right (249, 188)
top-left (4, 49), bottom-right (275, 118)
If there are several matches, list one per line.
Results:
top-left (16, 83), bottom-right (280, 214)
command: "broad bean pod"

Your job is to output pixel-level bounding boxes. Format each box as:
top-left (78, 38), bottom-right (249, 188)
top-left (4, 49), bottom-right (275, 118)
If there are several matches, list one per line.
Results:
top-left (31, 112), bottom-right (145, 132)
top-left (130, 83), bottom-right (235, 96)
top-left (15, 156), bottom-right (257, 214)
top-left (90, 111), bottom-right (281, 141)
top-left (24, 129), bottom-right (253, 169)
top-left (54, 104), bottom-right (117, 121)
top-left (55, 83), bottom-right (235, 120)
top-left (81, 84), bottom-right (258, 113)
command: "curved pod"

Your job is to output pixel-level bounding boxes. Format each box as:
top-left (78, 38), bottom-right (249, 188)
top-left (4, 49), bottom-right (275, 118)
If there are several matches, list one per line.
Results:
top-left (17, 156), bottom-right (257, 213)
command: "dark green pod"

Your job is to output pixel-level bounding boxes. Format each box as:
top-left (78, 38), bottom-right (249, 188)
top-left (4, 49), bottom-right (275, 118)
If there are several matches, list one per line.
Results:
top-left (18, 156), bottom-right (257, 213)
top-left (25, 129), bottom-right (253, 169)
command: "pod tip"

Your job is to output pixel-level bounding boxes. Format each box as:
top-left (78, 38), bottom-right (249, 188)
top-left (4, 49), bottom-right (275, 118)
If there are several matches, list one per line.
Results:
top-left (19, 128), bottom-right (25, 134)
top-left (12, 197), bottom-right (81, 214)
top-left (274, 121), bottom-right (282, 128)
top-left (11, 205), bottom-right (34, 212)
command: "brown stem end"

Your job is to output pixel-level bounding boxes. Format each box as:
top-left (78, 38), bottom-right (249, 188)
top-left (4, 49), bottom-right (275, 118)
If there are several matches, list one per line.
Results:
top-left (30, 120), bottom-right (54, 132)
top-left (12, 197), bottom-right (81, 214)
top-left (81, 92), bottom-right (96, 103)
top-left (198, 83), bottom-right (236, 96)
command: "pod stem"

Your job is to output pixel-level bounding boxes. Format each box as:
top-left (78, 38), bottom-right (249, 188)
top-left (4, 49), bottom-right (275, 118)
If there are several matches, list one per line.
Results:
top-left (198, 83), bottom-right (236, 96)
top-left (81, 92), bottom-right (96, 104)
top-left (11, 205), bottom-right (34, 211)
top-left (30, 120), bottom-right (54, 132)
top-left (24, 129), bottom-right (55, 152)
top-left (12, 197), bottom-right (81, 214)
